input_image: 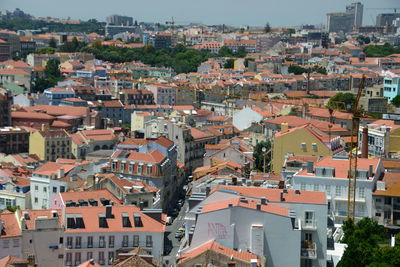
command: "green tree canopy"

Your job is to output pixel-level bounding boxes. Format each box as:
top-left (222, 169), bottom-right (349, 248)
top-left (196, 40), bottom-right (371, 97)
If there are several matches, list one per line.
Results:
top-left (36, 47), bottom-right (55, 54)
top-left (327, 92), bottom-right (356, 110)
top-left (32, 59), bottom-right (63, 93)
top-left (338, 218), bottom-right (397, 267)
top-left (224, 59), bottom-right (235, 69)
top-left (264, 22), bottom-right (271, 33)
top-left (253, 140), bottom-right (271, 172)
top-left (391, 95), bottom-right (400, 107)
top-left (49, 38), bottom-right (57, 48)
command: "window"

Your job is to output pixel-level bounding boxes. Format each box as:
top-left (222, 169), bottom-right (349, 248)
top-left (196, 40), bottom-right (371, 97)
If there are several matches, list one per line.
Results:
top-left (122, 235), bottom-right (128, 247)
top-left (87, 252), bottom-right (93, 261)
top-left (87, 236), bottom-right (93, 248)
top-left (66, 237), bottom-right (73, 248)
top-left (53, 187), bottom-right (57, 193)
top-left (66, 253), bottom-right (72, 265)
top-left (312, 143), bottom-right (317, 150)
top-left (325, 185), bottom-right (331, 196)
top-left (75, 252), bottom-right (81, 265)
top-left (109, 236), bottom-right (115, 248)
top-left (43, 187), bottom-right (47, 193)
top-left (35, 185), bottom-right (39, 191)
top-left (305, 233), bottom-right (313, 243)
top-left (375, 212), bottom-right (382, 217)
top-left (60, 186), bottom-right (65, 193)
top-left (301, 143), bottom-right (306, 150)
top-left (375, 198), bottom-right (382, 203)
top-left (313, 184), bottom-right (319, 191)
top-left (75, 237), bottom-right (81, 248)
top-left (3, 239), bottom-right (9, 248)
top-left (335, 186), bottom-right (342, 196)
top-left (305, 211), bottom-right (314, 225)
top-left (133, 235), bottom-right (139, 247)
top-left (98, 252), bottom-right (105, 265)
top-left (99, 236), bottom-right (105, 248)
top-left (359, 187), bottom-right (365, 199)
top-left (108, 251), bottom-right (114, 264)
top-left (146, 235), bottom-right (152, 247)
top-left (147, 165), bottom-right (152, 175)
top-left (137, 165), bottom-right (142, 174)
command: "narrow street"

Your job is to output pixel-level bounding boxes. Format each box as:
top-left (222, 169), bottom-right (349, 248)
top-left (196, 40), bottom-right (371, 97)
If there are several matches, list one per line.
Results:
top-left (162, 199), bottom-right (188, 266)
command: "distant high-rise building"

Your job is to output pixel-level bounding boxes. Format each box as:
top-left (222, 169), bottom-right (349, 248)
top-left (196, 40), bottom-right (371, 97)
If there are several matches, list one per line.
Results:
top-left (376, 13), bottom-right (400, 27)
top-left (326, 2), bottom-right (364, 33)
top-left (106, 14), bottom-right (133, 26)
top-left (326, 12), bottom-right (355, 33)
top-left (346, 2), bottom-right (363, 27)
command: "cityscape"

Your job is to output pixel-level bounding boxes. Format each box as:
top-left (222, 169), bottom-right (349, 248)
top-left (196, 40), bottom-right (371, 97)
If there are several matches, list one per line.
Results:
top-left (1, 2), bottom-right (400, 267)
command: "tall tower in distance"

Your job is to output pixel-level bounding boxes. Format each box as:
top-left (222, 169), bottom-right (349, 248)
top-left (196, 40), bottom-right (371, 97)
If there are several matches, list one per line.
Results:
top-left (346, 2), bottom-right (364, 28)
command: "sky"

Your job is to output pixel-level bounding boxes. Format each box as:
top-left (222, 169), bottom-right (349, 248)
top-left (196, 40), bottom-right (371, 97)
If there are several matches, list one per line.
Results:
top-left (1, 0), bottom-right (400, 27)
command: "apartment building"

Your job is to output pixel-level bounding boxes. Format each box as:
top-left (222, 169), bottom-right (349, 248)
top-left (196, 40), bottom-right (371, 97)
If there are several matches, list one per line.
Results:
top-left (70, 129), bottom-right (117, 159)
top-left (292, 155), bottom-right (384, 224)
top-left (372, 172), bottom-right (400, 226)
top-left (182, 186), bottom-right (327, 267)
top-left (0, 171), bottom-right (29, 210)
top-left (358, 120), bottom-right (400, 157)
top-left (20, 209), bottom-right (64, 267)
top-left (0, 126), bottom-right (29, 154)
top-left (0, 210), bottom-right (23, 259)
top-left (383, 72), bottom-right (400, 102)
top-left (0, 87), bottom-right (12, 126)
top-left (63, 205), bottom-right (165, 266)
top-left (272, 123), bottom-right (344, 173)
top-left (29, 128), bottom-right (72, 161)
top-left (44, 87), bottom-right (76, 106)
top-left (110, 136), bottom-right (177, 211)
top-left (146, 83), bottom-right (177, 106)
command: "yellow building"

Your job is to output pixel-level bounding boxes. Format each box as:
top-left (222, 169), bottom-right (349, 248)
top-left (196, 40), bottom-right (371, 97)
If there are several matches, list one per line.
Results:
top-left (272, 123), bottom-right (344, 173)
top-left (29, 128), bottom-right (72, 161)
top-left (131, 111), bottom-right (154, 132)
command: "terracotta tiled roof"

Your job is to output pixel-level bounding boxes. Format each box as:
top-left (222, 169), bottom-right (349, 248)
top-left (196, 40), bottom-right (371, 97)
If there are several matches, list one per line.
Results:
top-left (178, 239), bottom-right (259, 264)
top-left (112, 149), bottom-right (166, 164)
top-left (190, 128), bottom-right (213, 140)
top-left (373, 172), bottom-right (400, 197)
top-left (64, 205), bottom-right (166, 233)
top-left (21, 209), bottom-right (63, 229)
top-left (0, 256), bottom-right (29, 267)
top-left (34, 162), bottom-right (76, 176)
top-left (210, 185), bottom-right (326, 205)
top-left (60, 189), bottom-right (122, 205)
top-left (202, 197), bottom-right (289, 216)
top-left (77, 260), bottom-right (102, 267)
top-left (297, 156), bottom-right (380, 179)
top-left (0, 210), bottom-right (20, 238)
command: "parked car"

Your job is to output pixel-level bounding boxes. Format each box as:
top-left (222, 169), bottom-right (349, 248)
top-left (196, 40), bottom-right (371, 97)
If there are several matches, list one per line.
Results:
top-left (175, 230), bottom-right (184, 239)
top-left (166, 216), bottom-right (173, 225)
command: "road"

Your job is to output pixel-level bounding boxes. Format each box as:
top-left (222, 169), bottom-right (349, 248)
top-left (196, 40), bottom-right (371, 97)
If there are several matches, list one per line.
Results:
top-left (162, 200), bottom-right (188, 267)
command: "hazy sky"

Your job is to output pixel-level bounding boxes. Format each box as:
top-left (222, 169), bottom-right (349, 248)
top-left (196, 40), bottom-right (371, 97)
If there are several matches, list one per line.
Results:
top-left (1, 0), bottom-right (399, 27)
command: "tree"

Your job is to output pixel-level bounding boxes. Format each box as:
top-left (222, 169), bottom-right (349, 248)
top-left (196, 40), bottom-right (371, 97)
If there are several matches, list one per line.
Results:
top-left (93, 39), bottom-right (103, 50)
top-left (235, 46), bottom-right (247, 58)
top-left (44, 59), bottom-right (61, 78)
top-left (49, 38), bottom-right (57, 48)
top-left (32, 59), bottom-right (62, 92)
top-left (224, 59), bottom-right (234, 69)
top-left (328, 92), bottom-right (356, 110)
top-left (391, 95), bottom-right (400, 107)
top-left (36, 47), bottom-right (55, 54)
top-left (218, 46), bottom-right (233, 57)
top-left (253, 140), bottom-right (271, 172)
top-left (264, 22), bottom-right (271, 33)
top-left (338, 218), bottom-right (388, 267)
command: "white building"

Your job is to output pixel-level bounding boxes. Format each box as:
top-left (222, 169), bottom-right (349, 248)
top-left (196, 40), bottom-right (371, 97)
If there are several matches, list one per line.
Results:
top-left (182, 186), bottom-right (327, 267)
top-left (63, 205), bottom-right (165, 266)
top-left (30, 171), bottom-right (67, 210)
top-left (0, 172), bottom-right (28, 210)
top-left (292, 155), bottom-right (384, 224)
top-left (233, 106), bottom-right (263, 131)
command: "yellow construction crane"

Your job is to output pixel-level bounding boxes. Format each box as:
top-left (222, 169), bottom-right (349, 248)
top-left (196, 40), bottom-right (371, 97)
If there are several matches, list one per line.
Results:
top-left (347, 75), bottom-right (366, 221)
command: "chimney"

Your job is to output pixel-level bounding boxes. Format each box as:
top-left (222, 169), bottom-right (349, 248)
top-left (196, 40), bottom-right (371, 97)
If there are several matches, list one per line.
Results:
top-left (369, 164), bottom-right (374, 178)
top-left (87, 175), bottom-right (95, 188)
top-left (89, 259), bottom-right (95, 265)
top-left (232, 177), bottom-right (237, 185)
top-left (57, 167), bottom-right (65, 178)
top-left (256, 203), bottom-right (261, 210)
top-left (307, 161), bottom-right (314, 174)
top-left (139, 201), bottom-right (144, 211)
top-left (280, 191), bottom-right (285, 201)
top-left (205, 186), bottom-right (211, 196)
top-left (295, 189), bottom-right (301, 195)
top-left (384, 127), bottom-right (390, 158)
top-left (105, 205), bottom-right (112, 218)
top-left (228, 203), bottom-right (233, 207)
top-left (361, 126), bottom-right (368, 158)
top-left (281, 122), bottom-right (288, 133)
top-left (261, 197), bottom-right (267, 205)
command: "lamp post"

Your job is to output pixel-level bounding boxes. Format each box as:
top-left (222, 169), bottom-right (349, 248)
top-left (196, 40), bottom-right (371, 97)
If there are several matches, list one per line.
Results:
top-left (262, 147), bottom-right (266, 173)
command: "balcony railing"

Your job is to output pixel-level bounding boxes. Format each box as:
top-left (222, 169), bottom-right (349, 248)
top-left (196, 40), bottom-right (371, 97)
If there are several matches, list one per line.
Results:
top-left (302, 220), bottom-right (317, 230)
top-left (301, 242), bottom-right (317, 259)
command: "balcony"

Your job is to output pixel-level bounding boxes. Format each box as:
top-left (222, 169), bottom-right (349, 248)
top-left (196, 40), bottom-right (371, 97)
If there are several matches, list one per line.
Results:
top-left (301, 242), bottom-right (317, 259)
top-left (302, 220), bottom-right (317, 231)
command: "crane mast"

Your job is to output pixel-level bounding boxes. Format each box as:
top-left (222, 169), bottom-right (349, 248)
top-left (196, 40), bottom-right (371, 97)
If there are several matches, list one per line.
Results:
top-left (347, 75), bottom-right (365, 221)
